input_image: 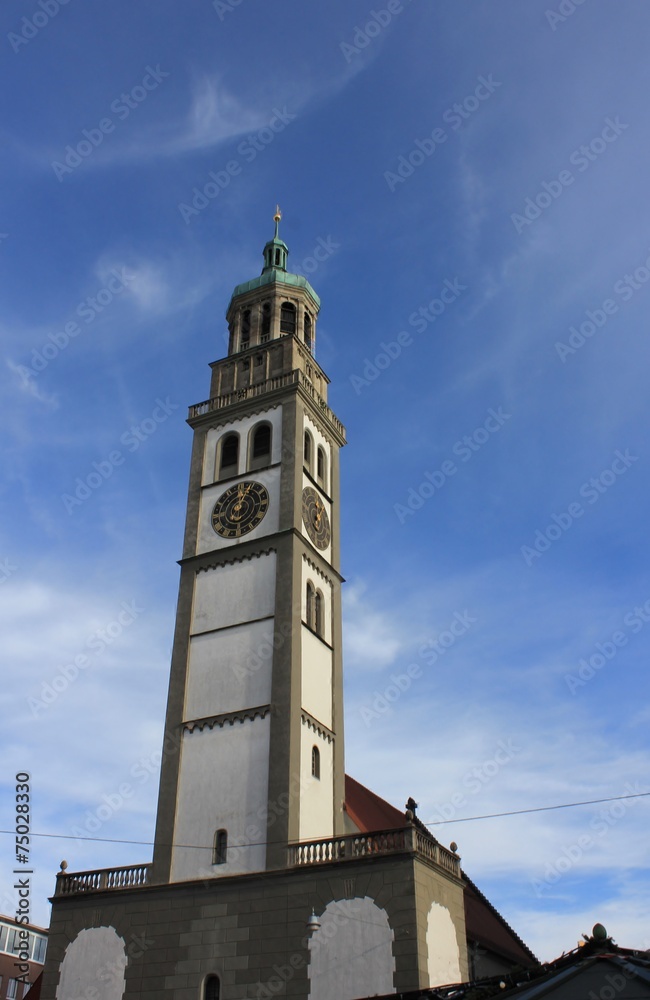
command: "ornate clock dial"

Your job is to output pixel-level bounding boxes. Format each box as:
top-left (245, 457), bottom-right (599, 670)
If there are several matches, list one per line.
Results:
top-left (211, 481), bottom-right (269, 538)
top-left (302, 486), bottom-right (331, 550)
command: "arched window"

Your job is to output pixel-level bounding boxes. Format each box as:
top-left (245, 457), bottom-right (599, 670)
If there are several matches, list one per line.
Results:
top-left (205, 974), bottom-right (221, 1000)
top-left (241, 310), bottom-right (251, 350)
top-left (317, 446), bottom-right (327, 489)
top-left (261, 302), bottom-right (271, 342)
top-left (213, 829), bottom-right (227, 865)
top-left (219, 434), bottom-right (238, 479)
top-left (280, 302), bottom-right (296, 336)
top-left (249, 423), bottom-right (271, 470)
top-left (314, 590), bottom-right (323, 637)
top-left (304, 430), bottom-right (313, 471)
top-left (311, 746), bottom-right (320, 780)
top-left (306, 582), bottom-right (315, 629)
top-left (304, 313), bottom-right (313, 351)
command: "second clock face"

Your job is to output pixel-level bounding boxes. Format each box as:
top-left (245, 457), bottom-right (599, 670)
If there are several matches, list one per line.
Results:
top-left (212, 481), bottom-right (269, 538)
top-left (302, 486), bottom-right (331, 550)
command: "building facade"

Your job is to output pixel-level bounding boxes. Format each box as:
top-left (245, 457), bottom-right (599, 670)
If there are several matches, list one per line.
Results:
top-left (40, 216), bottom-right (534, 1000)
top-left (0, 915), bottom-right (47, 1000)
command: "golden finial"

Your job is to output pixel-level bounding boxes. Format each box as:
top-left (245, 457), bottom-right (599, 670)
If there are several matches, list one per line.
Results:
top-left (274, 204), bottom-right (282, 223)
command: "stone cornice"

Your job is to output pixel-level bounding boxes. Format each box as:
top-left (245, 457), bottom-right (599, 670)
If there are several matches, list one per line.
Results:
top-left (301, 711), bottom-right (334, 743)
top-left (183, 705), bottom-right (271, 733)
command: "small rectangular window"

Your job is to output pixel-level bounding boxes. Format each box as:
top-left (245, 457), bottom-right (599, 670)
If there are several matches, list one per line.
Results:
top-left (33, 936), bottom-right (47, 963)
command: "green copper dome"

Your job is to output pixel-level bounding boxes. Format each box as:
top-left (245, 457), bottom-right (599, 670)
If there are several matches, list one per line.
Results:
top-left (228, 209), bottom-right (320, 310)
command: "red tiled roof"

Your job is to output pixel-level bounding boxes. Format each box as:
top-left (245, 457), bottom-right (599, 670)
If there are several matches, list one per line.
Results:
top-left (344, 774), bottom-right (405, 832)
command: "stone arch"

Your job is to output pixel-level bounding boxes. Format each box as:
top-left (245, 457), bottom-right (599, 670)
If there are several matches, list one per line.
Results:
top-left (426, 901), bottom-right (462, 987)
top-left (308, 896), bottom-right (395, 1000)
top-left (56, 925), bottom-right (127, 1000)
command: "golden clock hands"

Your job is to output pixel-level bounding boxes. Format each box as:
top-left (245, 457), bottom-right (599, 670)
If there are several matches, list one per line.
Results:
top-left (233, 482), bottom-right (253, 514)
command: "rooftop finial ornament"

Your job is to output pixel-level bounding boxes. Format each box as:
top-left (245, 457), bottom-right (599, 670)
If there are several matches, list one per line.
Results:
top-left (274, 204), bottom-right (282, 238)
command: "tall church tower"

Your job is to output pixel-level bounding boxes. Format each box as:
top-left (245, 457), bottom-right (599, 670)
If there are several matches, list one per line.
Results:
top-left (152, 210), bottom-right (347, 883)
top-left (42, 216), bottom-right (536, 1000)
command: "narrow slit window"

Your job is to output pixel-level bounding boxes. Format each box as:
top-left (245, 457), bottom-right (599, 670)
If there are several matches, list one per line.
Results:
top-left (304, 313), bottom-right (313, 350)
top-left (304, 430), bottom-right (312, 470)
top-left (261, 302), bottom-right (271, 340)
top-left (213, 829), bottom-right (227, 865)
top-left (317, 446), bottom-right (327, 488)
top-left (241, 309), bottom-right (251, 349)
top-left (315, 590), bottom-right (323, 637)
top-left (311, 746), bottom-right (320, 779)
top-left (306, 582), bottom-right (315, 629)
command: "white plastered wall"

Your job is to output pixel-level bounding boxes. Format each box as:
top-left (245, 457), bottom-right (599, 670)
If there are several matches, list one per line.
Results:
top-left (171, 714), bottom-right (270, 881)
top-left (308, 897), bottom-right (395, 1000)
top-left (300, 558), bottom-right (333, 729)
top-left (56, 926), bottom-right (126, 1000)
top-left (171, 553), bottom-right (276, 880)
top-left (426, 901), bottom-right (462, 987)
top-left (299, 718), bottom-right (333, 841)
top-left (301, 629), bottom-right (332, 729)
top-left (184, 619), bottom-right (274, 720)
top-left (191, 552), bottom-right (276, 634)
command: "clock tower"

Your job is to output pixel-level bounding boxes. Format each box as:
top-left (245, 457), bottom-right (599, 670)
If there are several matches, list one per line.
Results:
top-left (42, 214), bottom-right (537, 1000)
top-left (151, 210), bottom-right (347, 884)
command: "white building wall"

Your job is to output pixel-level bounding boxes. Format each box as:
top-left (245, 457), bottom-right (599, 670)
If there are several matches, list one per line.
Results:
top-left (301, 627), bottom-right (332, 729)
top-left (185, 619), bottom-right (274, 720)
top-left (191, 553), bottom-right (276, 634)
top-left (56, 927), bottom-right (126, 1000)
top-left (299, 718), bottom-right (333, 841)
top-left (171, 714), bottom-right (270, 881)
top-left (426, 901), bottom-right (462, 987)
top-left (308, 897), bottom-right (395, 1000)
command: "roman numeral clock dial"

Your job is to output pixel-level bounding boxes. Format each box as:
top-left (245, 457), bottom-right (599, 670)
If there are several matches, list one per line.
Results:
top-left (302, 486), bottom-right (331, 550)
top-left (211, 481), bottom-right (269, 538)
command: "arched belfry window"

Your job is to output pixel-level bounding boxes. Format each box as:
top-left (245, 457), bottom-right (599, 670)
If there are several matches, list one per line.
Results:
top-left (261, 302), bottom-right (271, 342)
top-left (280, 302), bottom-right (296, 336)
top-left (304, 430), bottom-right (313, 472)
top-left (205, 974), bottom-right (221, 1000)
top-left (219, 434), bottom-right (239, 480)
top-left (311, 745), bottom-right (320, 780)
top-left (213, 829), bottom-right (227, 865)
top-left (249, 422), bottom-right (271, 470)
top-left (304, 313), bottom-right (313, 351)
top-left (314, 590), bottom-right (323, 637)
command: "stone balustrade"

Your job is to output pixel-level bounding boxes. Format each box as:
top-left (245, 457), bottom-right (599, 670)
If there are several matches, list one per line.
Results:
top-left (55, 863), bottom-right (150, 896)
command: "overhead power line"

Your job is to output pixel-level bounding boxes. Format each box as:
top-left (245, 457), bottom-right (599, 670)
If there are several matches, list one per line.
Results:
top-left (1, 790), bottom-right (648, 851)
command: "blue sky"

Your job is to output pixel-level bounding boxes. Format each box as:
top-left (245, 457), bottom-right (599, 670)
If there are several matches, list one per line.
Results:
top-left (1, 0), bottom-right (649, 963)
